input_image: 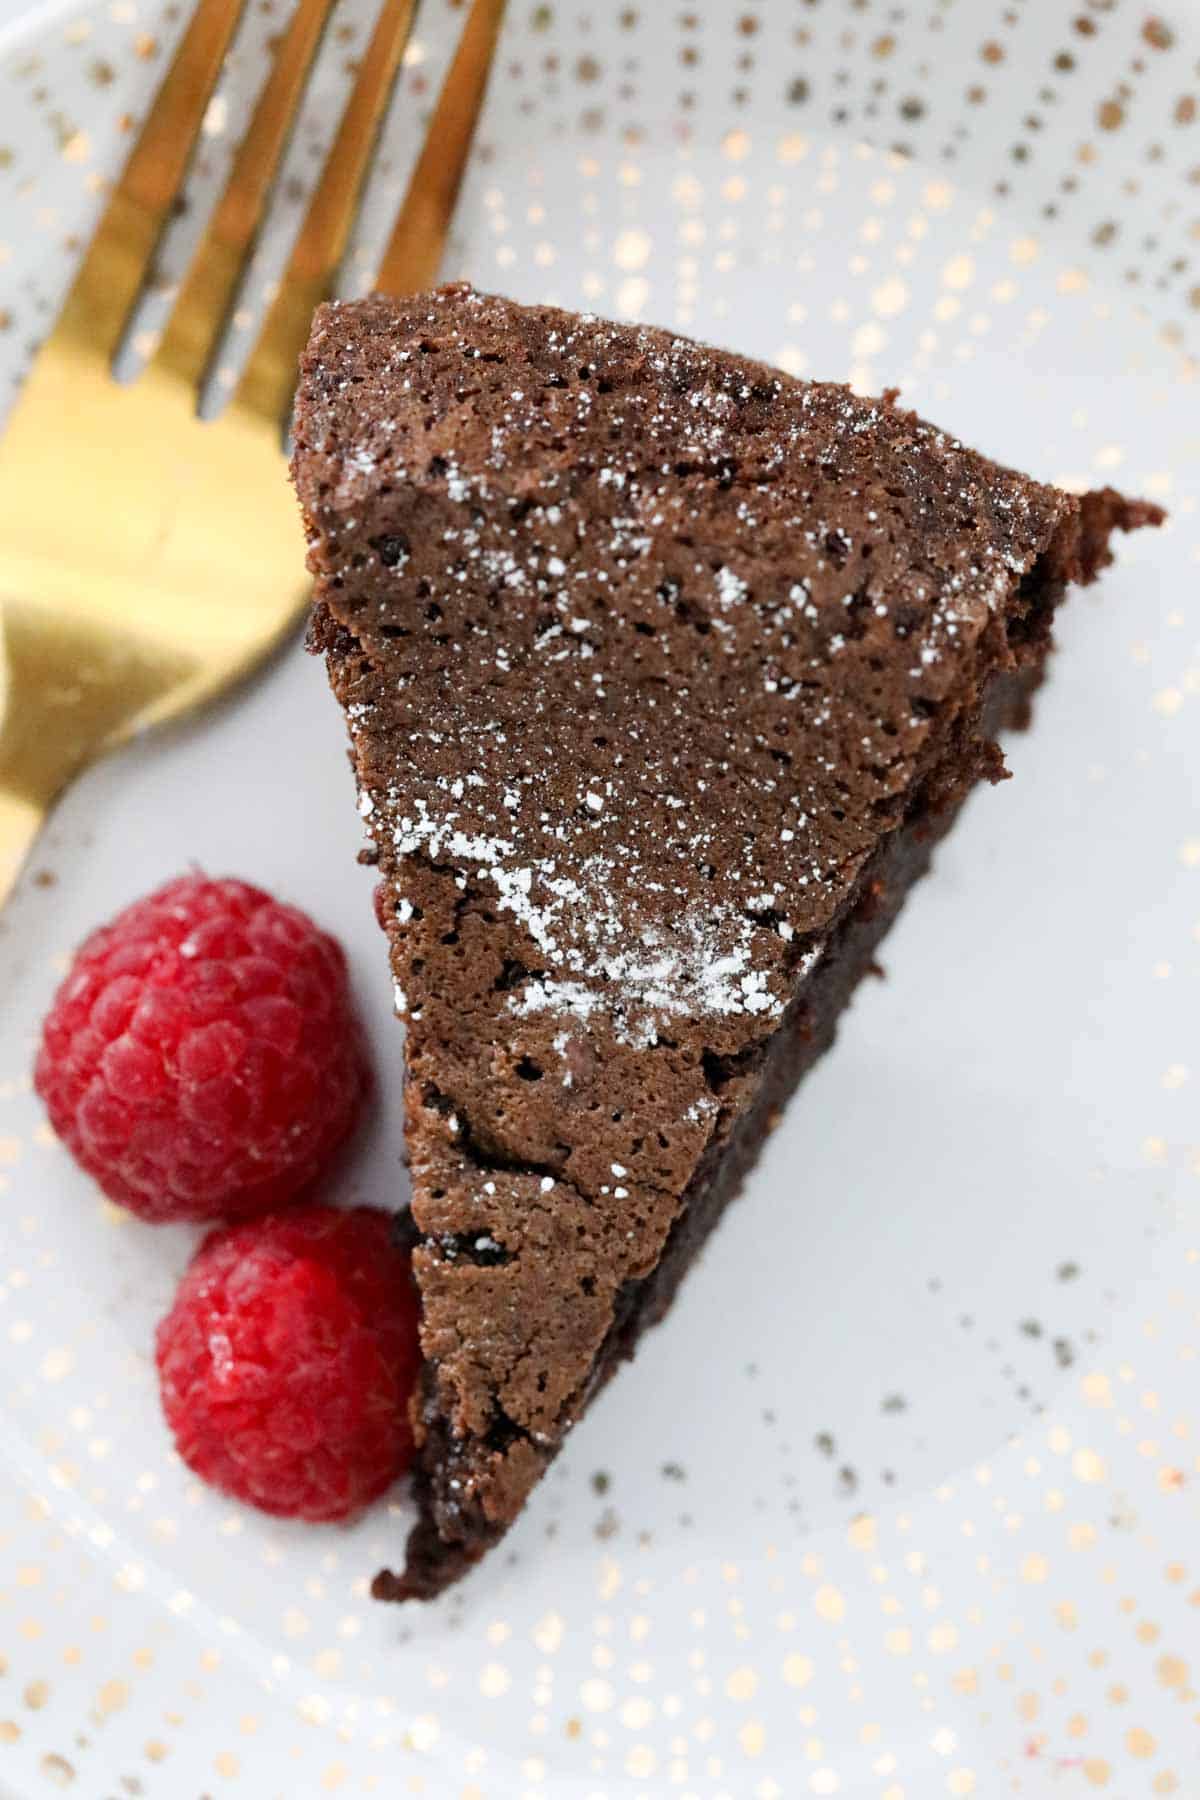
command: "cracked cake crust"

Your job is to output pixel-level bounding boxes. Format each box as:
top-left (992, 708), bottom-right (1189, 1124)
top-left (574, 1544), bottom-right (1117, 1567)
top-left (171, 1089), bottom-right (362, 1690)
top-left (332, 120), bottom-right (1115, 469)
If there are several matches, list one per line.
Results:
top-left (291, 285), bottom-right (1160, 1600)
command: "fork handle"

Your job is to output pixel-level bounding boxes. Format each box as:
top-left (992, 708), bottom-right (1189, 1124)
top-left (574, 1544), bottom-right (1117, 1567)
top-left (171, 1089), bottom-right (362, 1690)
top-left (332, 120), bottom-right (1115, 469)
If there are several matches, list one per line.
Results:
top-left (0, 790), bottom-right (43, 907)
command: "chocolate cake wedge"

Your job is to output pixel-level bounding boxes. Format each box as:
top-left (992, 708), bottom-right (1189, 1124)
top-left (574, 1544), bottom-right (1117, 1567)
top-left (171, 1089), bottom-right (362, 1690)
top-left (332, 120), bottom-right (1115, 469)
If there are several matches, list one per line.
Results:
top-left (291, 285), bottom-right (1159, 1600)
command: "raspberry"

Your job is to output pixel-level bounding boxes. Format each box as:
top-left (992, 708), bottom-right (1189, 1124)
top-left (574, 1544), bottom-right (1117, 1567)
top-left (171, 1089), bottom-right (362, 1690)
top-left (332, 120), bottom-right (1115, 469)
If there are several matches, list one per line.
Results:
top-left (35, 875), bottom-right (370, 1223)
top-left (156, 1207), bottom-right (421, 1521)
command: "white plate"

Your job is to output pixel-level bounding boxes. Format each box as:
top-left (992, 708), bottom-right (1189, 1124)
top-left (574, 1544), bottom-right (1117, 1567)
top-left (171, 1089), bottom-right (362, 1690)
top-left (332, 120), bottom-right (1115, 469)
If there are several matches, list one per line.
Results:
top-left (2, 3), bottom-right (1198, 1795)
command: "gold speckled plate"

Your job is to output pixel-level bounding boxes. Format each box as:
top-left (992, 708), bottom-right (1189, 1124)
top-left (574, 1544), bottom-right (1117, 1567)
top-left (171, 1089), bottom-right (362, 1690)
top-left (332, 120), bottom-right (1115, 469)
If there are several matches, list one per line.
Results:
top-left (1, 3), bottom-right (1198, 1795)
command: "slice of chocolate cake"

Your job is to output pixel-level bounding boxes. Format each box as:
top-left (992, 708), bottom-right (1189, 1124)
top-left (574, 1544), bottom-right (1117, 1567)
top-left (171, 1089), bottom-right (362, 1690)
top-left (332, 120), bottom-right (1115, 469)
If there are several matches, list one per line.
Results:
top-left (291, 285), bottom-right (1159, 1600)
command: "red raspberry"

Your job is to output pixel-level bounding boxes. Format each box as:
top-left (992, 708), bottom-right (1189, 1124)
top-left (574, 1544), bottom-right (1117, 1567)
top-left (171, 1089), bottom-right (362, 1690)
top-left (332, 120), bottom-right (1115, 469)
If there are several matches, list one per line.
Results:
top-left (155, 1206), bottom-right (421, 1521)
top-left (35, 875), bottom-right (369, 1223)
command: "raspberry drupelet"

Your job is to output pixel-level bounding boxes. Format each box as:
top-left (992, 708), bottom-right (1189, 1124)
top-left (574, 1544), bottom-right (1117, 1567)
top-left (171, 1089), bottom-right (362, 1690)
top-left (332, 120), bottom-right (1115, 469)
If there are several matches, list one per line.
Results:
top-left (36, 874), bottom-right (370, 1223)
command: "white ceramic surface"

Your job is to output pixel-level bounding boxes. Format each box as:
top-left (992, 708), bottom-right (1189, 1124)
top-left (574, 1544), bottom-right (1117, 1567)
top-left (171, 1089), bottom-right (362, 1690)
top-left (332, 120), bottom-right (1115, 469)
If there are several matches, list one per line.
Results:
top-left (1, 3), bottom-right (1198, 1795)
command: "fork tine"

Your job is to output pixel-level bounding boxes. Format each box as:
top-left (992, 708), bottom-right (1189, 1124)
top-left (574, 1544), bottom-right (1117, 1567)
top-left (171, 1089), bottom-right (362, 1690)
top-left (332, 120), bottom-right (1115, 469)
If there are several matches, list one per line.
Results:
top-left (196, 0), bottom-right (423, 424)
top-left (116, 0), bottom-right (340, 388)
top-left (235, 0), bottom-right (505, 433)
top-left (63, 0), bottom-right (247, 359)
top-left (111, 0), bottom-right (308, 385)
top-left (331, 1), bottom-right (471, 302)
top-left (373, 0), bottom-right (507, 297)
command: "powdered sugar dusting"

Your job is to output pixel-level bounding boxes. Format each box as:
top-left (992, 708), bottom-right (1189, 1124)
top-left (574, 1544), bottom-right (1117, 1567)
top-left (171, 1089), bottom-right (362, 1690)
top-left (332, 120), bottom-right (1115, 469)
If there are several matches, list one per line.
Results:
top-left (382, 787), bottom-right (821, 1040)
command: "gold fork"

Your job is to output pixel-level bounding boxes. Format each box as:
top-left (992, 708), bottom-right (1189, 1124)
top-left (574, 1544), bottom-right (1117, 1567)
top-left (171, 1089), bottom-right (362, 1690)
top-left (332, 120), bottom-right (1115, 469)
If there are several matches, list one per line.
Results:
top-left (0, 0), bottom-right (506, 905)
